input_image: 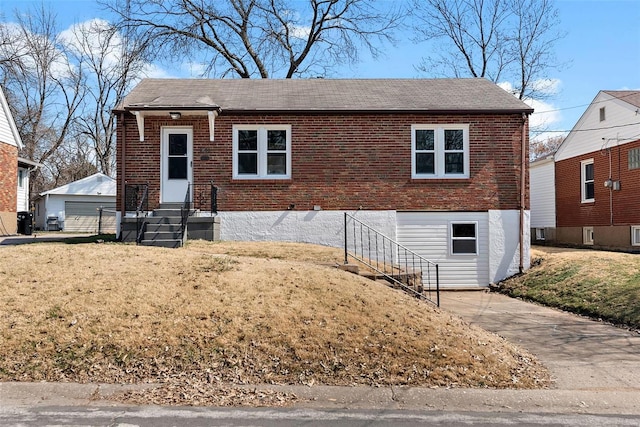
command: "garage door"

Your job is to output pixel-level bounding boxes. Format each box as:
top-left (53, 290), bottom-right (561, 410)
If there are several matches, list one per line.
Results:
top-left (64, 201), bottom-right (116, 233)
top-left (396, 212), bottom-right (490, 289)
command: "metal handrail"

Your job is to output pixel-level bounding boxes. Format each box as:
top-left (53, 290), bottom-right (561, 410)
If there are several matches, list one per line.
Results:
top-left (211, 181), bottom-right (218, 214)
top-left (180, 183), bottom-right (191, 246)
top-left (125, 183), bottom-right (149, 245)
top-left (344, 213), bottom-right (440, 306)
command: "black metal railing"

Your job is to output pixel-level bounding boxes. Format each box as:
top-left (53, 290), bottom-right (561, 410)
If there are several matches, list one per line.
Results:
top-left (192, 181), bottom-right (218, 214)
top-left (125, 183), bottom-right (149, 244)
top-left (344, 213), bottom-right (440, 306)
top-left (180, 183), bottom-right (191, 246)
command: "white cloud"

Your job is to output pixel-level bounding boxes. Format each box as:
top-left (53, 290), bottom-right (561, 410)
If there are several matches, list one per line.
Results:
top-left (59, 19), bottom-right (122, 69)
top-left (289, 24), bottom-right (311, 39)
top-left (181, 61), bottom-right (208, 77)
top-left (499, 79), bottom-right (565, 142)
top-left (141, 63), bottom-right (176, 79)
top-left (0, 21), bottom-right (74, 80)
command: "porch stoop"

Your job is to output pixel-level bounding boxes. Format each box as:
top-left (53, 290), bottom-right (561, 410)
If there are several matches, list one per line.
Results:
top-left (120, 204), bottom-right (219, 247)
top-left (141, 203), bottom-right (184, 248)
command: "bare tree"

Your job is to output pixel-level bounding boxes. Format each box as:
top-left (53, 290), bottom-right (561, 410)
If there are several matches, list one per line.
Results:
top-left (62, 19), bottom-right (149, 176)
top-left (411, 0), bottom-right (563, 100)
top-left (0, 6), bottom-right (85, 196)
top-left (104, 0), bottom-right (403, 78)
top-left (530, 134), bottom-right (563, 161)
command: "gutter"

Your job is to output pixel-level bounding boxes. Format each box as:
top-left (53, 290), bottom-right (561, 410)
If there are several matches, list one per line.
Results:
top-left (520, 113), bottom-right (528, 274)
top-left (120, 112), bottom-right (126, 229)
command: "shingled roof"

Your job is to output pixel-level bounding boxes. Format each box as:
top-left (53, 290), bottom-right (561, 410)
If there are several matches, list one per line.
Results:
top-left (603, 90), bottom-right (640, 109)
top-left (116, 78), bottom-right (533, 114)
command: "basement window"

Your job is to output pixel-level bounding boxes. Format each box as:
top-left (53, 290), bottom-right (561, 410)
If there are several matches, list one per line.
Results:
top-left (450, 222), bottom-right (478, 255)
top-left (583, 227), bottom-right (594, 245)
top-left (632, 226), bottom-right (640, 246)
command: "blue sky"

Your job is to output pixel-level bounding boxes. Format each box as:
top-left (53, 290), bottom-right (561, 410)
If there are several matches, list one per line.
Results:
top-left (1, 0), bottom-right (639, 139)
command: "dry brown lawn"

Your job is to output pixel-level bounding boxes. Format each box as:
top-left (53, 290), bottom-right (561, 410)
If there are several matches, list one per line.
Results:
top-left (0, 240), bottom-right (549, 406)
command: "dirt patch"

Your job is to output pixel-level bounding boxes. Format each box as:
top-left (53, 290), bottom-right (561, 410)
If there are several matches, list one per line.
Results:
top-left (0, 241), bottom-right (550, 406)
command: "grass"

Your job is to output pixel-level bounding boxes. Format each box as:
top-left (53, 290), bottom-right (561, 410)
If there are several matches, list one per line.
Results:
top-left (497, 246), bottom-right (640, 329)
top-left (0, 240), bottom-right (549, 406)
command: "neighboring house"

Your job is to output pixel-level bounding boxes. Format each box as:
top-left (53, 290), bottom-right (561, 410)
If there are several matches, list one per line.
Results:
top-left (0, 85), bottom-right (22, 235)
top-left (35, 173), bottom-right (117, 233)
top-left (17, 157), bottom-right (40, 212)
top-left (554, 90), bottom-right (640, 250)
top-left (114, 78), bottom-right (532, 288)
top-left (529, 153), bottom-right (556, 244)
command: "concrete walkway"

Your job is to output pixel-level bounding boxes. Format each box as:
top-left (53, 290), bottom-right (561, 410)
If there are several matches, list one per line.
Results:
top-left (439, 291), bottom-right (640, 392)
top-left (2, 291), bottom-right (640, 416)
top-left (0, 233), bottom-right (94, 245)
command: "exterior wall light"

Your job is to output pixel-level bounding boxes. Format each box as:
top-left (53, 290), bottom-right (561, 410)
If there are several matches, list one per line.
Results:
top-left (170, 112), bottom-right (181, 120)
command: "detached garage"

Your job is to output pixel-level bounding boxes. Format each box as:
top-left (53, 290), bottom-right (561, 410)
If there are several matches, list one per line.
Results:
top-left (35, 173), bottom-right (116, 233)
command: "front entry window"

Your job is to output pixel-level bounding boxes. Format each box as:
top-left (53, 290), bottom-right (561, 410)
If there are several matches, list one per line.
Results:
top-left (168, 133), bottom-right (188, 179)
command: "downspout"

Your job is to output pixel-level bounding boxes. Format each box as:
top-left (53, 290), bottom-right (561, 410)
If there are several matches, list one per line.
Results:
top-left (520, 113), bottom-right (527, 274)
top-left (120, 112), bottom-right (126, 233)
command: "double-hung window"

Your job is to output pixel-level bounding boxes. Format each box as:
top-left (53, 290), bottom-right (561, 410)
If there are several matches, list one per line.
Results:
top-left (450, 222), bottom-right (478, 255)
top-left (412, 125), bottom-right (469, 178)
top-left (581, 159), bottom-right (594, 203)
top-left (233, 125), bottom-right (291, 179)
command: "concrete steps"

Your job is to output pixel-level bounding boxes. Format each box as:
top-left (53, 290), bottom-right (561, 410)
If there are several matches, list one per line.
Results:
top-left (140, 203), bottom-right (187, 248)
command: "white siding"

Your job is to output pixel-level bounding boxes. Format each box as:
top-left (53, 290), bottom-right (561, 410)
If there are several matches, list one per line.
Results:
top-left (0, 113), bottom-right (14, 145)
top-left (556, 92), bottom-right (640, 161)
top-left (0, 87), bottom-right (20, 147)
top-left (396, 212), bottom-right (490, 289)
top-left (530, 158), bottom-right (556, 228)
top-left (16, 168), bottom-right (29, 212)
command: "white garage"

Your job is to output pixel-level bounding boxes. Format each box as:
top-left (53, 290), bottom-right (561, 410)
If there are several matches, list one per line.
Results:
top-left (35, 173), bottom-right (117, 233)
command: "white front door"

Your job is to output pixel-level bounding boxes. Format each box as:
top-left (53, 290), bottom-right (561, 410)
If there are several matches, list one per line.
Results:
top-left (161, 127), bottom-right (193, 203)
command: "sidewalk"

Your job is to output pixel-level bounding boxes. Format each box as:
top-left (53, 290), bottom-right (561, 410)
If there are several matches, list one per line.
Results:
top-left (2, 291), bottom-right (640, 415)
top-left (0, 233), bottom-right (94, 245)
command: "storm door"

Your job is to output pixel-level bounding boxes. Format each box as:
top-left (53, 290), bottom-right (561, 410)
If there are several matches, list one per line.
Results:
top-left (161, 127), bottom-right (193, 203)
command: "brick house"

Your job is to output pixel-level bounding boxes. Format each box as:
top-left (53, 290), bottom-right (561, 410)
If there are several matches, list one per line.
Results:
top-left (552, 90), bottom-right (640, 251)
top-left (0, 85), bottom-right (22, 235)
top-left (115, 78), bottom-right (532, 288)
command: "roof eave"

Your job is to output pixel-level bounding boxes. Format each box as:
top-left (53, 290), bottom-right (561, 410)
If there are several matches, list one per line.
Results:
top-left (217, 108), bottom-right (534, 115)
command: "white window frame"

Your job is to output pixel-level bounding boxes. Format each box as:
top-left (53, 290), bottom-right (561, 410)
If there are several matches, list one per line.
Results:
top-left (233, 125), bottom-right (292, 179)
top-left (632, 226), bottom-right (640, 246)
top-left (583, 226), bottom-right (594, 245)
top-left (412, 124), bottom-right (470, 179)
top-left (629, 148), bottom-right (640, 170)
top-left (449, 221), bottom-right (478, 256)
top-left (17, 169), bottom-right (25, 188)
top-left (581, 159), bottom-right (595, 203)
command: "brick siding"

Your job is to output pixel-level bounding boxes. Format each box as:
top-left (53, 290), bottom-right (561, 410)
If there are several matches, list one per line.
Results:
top-left (117, 112), bottom-right (529, 213)
top-left (556, 139), bottom-right (640, 227)
top-left (0, 142), bottom-right (18, 213)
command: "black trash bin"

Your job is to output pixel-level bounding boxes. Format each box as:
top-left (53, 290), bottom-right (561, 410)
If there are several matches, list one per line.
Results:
top-left (17, 211), bottom-right (33, 235)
